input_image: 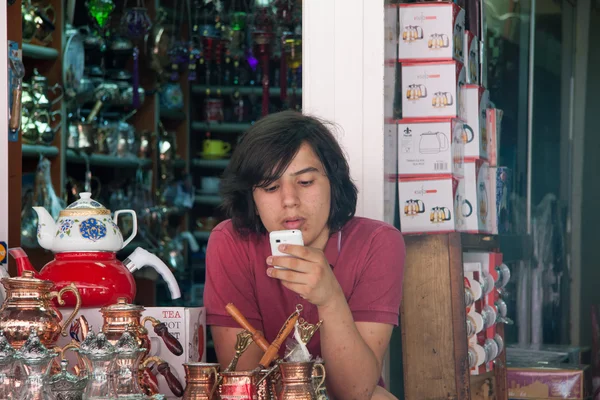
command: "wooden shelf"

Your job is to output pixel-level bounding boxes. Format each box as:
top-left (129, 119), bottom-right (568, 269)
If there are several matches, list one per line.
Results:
top-left (191, 122), bottom-right (252, 133)
top-left (22, 144), bottom-right (59, 158)
top-left (22, 44), bottom-right (59, 60)
top-left (192, 85), bottom-right (302, 97)
top-left (159, 108), bottom-right (187, 121)
top-left (195, 195), bottom-right (222, 206)
top-left (193, 231), bottom-right (211, 241)
top-left (65, 150), bottom-right (152, 168)
top-left (191, 158), bottom-right (230, 169)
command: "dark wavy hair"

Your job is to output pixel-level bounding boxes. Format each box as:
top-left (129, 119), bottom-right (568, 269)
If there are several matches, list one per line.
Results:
top-left (220, 110), bottom-right (358, 235)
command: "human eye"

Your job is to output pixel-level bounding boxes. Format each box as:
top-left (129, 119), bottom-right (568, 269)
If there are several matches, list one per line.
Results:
top-left (264, 184), bottom-right (279, 193)
top-left (298, 180), bottom-right (314, 187)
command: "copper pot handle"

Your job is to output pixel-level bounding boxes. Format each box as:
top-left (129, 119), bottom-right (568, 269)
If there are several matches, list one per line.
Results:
top-left (314, 363), bottom-right (326, 394)
top-left (259, 308), bottom-right (301, 368)
top-left (142, 316), bottom-right (184, 356)
top-left (157, 361), bottom-right (184, 397)
top-left (48, 283), bottom-right (82, 337)
top-left (225, 303), bottom-right (270, 352)
top-left (208, 366), bottom-right (219, 400)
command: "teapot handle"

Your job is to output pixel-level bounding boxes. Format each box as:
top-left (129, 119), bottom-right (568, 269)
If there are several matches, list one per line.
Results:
top-left (114, 209), bottom-right (138, 248)
top-left (48, 283), bottom-right (82, 337)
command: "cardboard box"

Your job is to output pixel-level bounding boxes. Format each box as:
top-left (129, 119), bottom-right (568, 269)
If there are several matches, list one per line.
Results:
top-left (459, 159), bottom-right (491, 233)
top-left (398, 2), bottom-right (465, 63)
top-left (463, 84), bottom-right (489, 159)
top-left (486, 108), bottom-right (503, 167)
top-left (56, 306), bottom-right (206, 399)
top-left (399, 175), bottom-right (465, 233)
top-left (464, 30), bottom-right (480, 84)
top-left (401, 61), bottom-right (466, 120)
top-left (397, 118), bottom-right (465, 177)
top-left (489, 166), bottom-right (511, 235)
top-left (507, 362), bottom-right (591, 399)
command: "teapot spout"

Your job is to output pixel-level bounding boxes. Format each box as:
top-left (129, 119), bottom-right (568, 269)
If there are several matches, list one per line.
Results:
top-left (32, 206), bottom-right (56, 251)
top-left (124, 248), bottom-right (181, 300)
top-left (8, 248), bottom-right (40, 278)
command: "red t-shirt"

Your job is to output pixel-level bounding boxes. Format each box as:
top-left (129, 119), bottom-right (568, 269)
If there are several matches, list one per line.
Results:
top-left (204, 216), bottom-right (405, 359)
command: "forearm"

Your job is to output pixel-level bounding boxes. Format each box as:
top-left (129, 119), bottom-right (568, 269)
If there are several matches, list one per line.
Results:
top-left (318, 288), bottom-right (381, 400)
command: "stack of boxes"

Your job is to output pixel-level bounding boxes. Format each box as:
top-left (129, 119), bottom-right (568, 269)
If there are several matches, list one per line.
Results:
top-left (394, 1), bottom-right (510, 235)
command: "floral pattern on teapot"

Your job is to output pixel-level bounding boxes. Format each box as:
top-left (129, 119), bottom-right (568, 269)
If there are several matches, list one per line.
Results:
top-left (79, 217), bottom-right (107, 242)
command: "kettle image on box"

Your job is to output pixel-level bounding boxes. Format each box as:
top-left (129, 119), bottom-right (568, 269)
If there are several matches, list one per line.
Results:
top-left (27, 192), bottom-right (181, 307)
top-left (430, 206), bottom-right (451, 223)
top-left (461, 124), bottom-right (475, 143)
top-left (478, 181), bottom-right (488, 223)
top-left (428, 33), bottom-right (449, 49)
top-left (432, 92), bottom-right (453, 108)
top-left (419, 132), bottom-right (449, 154)
top-left (404, 200), bottom-right (425, 216)
top-left (402, 25), bottom-right (423, 42)
top-left (407, 84), bottom-right (427, 100)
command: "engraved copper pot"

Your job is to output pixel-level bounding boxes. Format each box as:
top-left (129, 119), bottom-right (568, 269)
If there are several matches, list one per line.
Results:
top-left (100, 298), bottom-right (185, 397)
top-left (278, 362), bottom-right (325, 400)
top-left (0, 270), bottom-right (81, 349)
top-left (257, 368), bottom-right (280, 400)
top-left (183, 362), bottom-right (220, 400)
top-left (219, 370), bottom-right (258, 400)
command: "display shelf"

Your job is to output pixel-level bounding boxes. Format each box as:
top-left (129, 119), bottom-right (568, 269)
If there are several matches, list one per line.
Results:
top-left (194, 195), bottom-right (222, 206)
top-left (159, 108), bottom-right (187, 121)
top-left (22, 43), bottom-right (60, 60)
top-left (192, 85), bottom-right (303, 97)
top-left (192, 122), bottom-right (252, 133)
top-left (22, 144), bottom-right (59, 158)
top-left (191, 158), bottom-right (230, 169)
top-left (65, 150), bottom-right (153, 168)
top-left (193, 230), bottom-right (211, 241)
top-left (461, 233), bottom-right (533, 264)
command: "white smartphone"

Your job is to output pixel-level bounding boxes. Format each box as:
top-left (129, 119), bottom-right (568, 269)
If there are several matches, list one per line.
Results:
top-left (269, 230), bottom-right (304, 269)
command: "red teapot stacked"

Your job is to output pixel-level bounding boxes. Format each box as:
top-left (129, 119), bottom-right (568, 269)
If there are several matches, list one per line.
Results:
top-left (15, 192), bottom-right (181, 307)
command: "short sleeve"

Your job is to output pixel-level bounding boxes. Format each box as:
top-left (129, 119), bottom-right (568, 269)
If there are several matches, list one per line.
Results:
top-left (203, 227), bottom-right (264, 330)
top-left (347, 227), bottom-right (405, 326)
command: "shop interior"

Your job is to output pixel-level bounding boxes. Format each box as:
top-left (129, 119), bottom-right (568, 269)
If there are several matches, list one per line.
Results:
top-left (0, 0), bottom-right (600, 398)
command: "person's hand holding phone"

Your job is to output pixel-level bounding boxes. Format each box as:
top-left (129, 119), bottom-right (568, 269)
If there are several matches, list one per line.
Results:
top-left (267, 231), bottom-right (342, 307)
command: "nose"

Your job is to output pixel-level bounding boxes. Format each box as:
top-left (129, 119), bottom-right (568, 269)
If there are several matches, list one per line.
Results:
top-left (280, 182), bottom-right (299, 208)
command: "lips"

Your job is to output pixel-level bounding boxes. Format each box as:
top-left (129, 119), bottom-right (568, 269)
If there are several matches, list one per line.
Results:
top-left (283, 217), bottom-right (305, 230)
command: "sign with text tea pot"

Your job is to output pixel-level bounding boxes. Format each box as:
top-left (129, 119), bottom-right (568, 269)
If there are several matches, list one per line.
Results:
top-left (24, 192), bottom-right (181, 307)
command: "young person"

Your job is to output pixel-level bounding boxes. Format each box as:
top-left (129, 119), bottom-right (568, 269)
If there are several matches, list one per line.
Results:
top-left (204, 110), bottom-right (405, 400)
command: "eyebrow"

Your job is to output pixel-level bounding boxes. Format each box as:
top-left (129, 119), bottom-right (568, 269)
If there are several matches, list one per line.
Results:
top-left (290, 167), bottom-right (320, 176)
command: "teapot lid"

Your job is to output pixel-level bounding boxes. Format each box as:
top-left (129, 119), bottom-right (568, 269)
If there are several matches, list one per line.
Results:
top-left (61, 192), bottom-right (111, 217)
top-left (0, 332), bottom-right (15, 360)
top-left (101, 297), bottom-right (144, 313)
top-left (115, 328), bottom-right (145, 356)
top-left (15, 328), bottom-right (57, 363)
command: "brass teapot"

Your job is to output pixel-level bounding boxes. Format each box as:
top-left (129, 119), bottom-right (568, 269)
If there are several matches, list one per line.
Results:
top-left (0, 248), bottom-right (81, 349)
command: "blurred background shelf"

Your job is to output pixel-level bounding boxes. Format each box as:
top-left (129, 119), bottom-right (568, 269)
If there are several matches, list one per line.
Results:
top-left (22, 43), bottom-right (59, 60)
top-left (192, 122), bottom-right (252, 133)
top-left (192, 85), bottom-right (302, 97)
top-left (22, 144), bottom-right (59, 158)
top-left (65, 150), bottom-right (153, 168)
top-left (191, 158), bottom-right (230, 169)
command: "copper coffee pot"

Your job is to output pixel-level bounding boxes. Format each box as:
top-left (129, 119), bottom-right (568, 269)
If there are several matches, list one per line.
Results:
top-left (100, 298), bottom-right (184, 396)
top-left (183, 362), bottom-right (220, 400)
top-left (0, 257), bottom-right (82, 349)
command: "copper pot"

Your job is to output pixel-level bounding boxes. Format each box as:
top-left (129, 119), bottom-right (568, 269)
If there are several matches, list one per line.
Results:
top-left (278, 361), bottom-right (325, 400)
top-left (0, 270), bottom-right (81, 349)
top-left (183, 362), bottom-right (220, 400)
top-left (219, 370), bottom-right (258, 400)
